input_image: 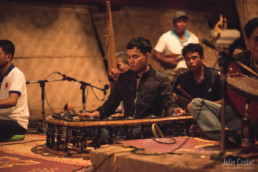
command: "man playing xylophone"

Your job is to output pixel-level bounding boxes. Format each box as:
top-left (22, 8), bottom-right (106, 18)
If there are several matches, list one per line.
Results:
top-left (80, 37), bottom-right (184, 140)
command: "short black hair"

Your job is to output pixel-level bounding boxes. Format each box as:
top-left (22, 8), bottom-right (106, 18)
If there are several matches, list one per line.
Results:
top-left (229, 37), bottom-right (246, 56)
top-left (126, 37), bottom-right (152, 55)
top-left (182, 43), bottom-right (203, 58)
top-left (0, 40), bottom-right (15, 60)
top-left (244, 17), bottom-right (258, 39)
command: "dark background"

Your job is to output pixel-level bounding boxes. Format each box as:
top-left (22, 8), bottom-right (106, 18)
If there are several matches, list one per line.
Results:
top-left (6, 0), bottom-right (240, 30)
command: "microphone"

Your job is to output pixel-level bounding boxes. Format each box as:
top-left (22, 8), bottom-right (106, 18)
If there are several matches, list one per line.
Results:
top-left (103, 84), bottom-right (109, 95)
top-left (57, 72), bottom-right (77, 81)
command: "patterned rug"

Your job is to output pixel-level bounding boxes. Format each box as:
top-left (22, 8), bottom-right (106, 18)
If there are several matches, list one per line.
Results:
top-left (0, 134), bottom-right (91, 172)
top-left (121, 137), bottom-right (258, 160)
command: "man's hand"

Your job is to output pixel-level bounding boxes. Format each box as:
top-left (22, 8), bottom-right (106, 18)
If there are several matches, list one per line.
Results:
top-left (165, 52), bottom-right (180, 58)
top-left (79, 111), bottom-right (100, 120)
top-left (161, 53), bottom-right (179, 69)
top-left (109, 69), bottom-right (121, 82)
top-left (173, 93), bottom-right (185, 103)
top-left (187, 102), bottom-right (191, 112)
top-left (213, 99), bottom-right (222, 105)
top-left (108, 69), bottom-right (121, 88)
top-left (154, 51), bottom-right (179, 69)
top-left (174, 108), bottom-right (186, 116)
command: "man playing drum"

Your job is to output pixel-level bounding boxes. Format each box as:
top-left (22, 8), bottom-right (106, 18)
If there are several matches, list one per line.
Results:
top-left (188, 18), bottom-right (258, 147)
top-left (235, 17), bottom-right (258, 75)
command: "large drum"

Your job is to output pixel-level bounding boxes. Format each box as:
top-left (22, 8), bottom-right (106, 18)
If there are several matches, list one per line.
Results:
top-left (227, 77), bottom-right (258, 121)
top-left (227, 60), bottom-right (258, 152)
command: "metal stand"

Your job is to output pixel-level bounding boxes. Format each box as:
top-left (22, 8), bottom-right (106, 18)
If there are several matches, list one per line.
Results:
top-left (26, 79), bottom-right (65, 133)
top-left (40, 81), bottom-right (46, 132)
top-left (27, 73), bottom-right (109, 132)
top-left (78, 80), bottom-right (107, 112)
top-left (210, 51), bottom-right (232, 160)
top-left (79, 82), bottom-right (89, 113)
top-left (56, 73), bottom-right (108, 113)
top-left (219, 52), bottom-right (228, 155)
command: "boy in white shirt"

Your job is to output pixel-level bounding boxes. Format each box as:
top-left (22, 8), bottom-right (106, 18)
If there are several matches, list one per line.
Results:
top-left (0, 40), bottom-right (29, 142)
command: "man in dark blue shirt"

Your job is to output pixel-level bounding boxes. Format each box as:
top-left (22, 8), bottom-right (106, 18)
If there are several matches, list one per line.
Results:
top-left (172, 43), bottom-right (221, 109)
top-left (187, 17), bottom-right (258, 143)
top-left (174, 43), bottom-right (240, 142)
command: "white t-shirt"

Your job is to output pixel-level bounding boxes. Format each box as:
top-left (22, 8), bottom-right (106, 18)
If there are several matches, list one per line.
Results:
top-left (154, 29), bottom-right (199, 68)
top-left (0, 65), bottom-right (29, 130)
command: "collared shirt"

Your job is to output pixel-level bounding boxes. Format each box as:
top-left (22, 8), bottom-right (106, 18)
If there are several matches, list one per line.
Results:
top-left (171, 29), bottom-right (191, 44)
top-left (155, 29), bottom-right (199, 55)
top-left (0, 64), bottom-right (29, 130)
top-left (97, 65), bottom-right (177, 119)
top-left (173, 65), bottom-right (221, 107)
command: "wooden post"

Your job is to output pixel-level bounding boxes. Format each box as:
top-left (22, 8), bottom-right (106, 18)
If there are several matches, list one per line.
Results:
top-left (105, 0), bottom-right (117, 74)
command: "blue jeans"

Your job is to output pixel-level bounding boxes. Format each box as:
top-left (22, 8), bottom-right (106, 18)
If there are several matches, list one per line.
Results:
top-left (189, 98), bottom-right (241, 140)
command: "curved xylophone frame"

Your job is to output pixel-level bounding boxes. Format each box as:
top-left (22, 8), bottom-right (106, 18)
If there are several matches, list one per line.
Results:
top-left (46, 115), bottom-right (194, 153)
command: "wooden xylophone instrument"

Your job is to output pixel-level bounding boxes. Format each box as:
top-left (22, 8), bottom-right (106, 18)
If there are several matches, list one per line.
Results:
top-left (46, 115), bottom-right (194, 153)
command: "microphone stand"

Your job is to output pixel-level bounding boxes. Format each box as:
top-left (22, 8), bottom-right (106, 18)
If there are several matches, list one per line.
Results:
top-left (218, 52), bottom-right (229, 155)
top-left (210, 51), bottom-right (235, 161)
top-left (79, 81), bottom-right (89, 113)
top-left (202, 40), bottom-right (230, 160)
top-left (77, 80), bottom-right (107, 113)
top-left (57, 74), bottom-right (107, 112)
top-left (26, 79), bottom-right (65, 133)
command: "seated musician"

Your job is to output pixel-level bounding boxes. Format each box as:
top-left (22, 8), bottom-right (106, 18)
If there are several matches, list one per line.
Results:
top-left (109, 51), bottom-right (131, 114)
top-left (229, 37), bottom-right (246, 57)
top-left (173, 43), bottom-right (241, 145)
top-left (189, 18), bottom-right (258, 146)
top-left (234, 17), bottom-right (258, 75)
top-left (185, 18), bottom-right (258, 145)
top-left (80, 37), bottom-right (183, 140)
top-left (109, 51), bottom-right (130, 88)
top-left (172, 43), bottom-right (221, 109)
top-left (0, 40), bottom-right (29, 142)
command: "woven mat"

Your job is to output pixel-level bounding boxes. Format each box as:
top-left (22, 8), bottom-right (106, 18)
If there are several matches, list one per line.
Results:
top-left (0, 134), bottom-right (91, 171)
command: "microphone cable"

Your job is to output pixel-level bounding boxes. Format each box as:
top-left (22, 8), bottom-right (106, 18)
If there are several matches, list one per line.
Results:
top-left (90, 85), bottom-right (107, 101)
top-left (43, 71), bottom-right (59, 114)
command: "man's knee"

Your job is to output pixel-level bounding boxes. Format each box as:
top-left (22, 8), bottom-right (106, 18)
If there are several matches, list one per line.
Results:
top-left (189, 98), bottom-right (203, 111)
top-left (191, 98), bottom-right (204, 104)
